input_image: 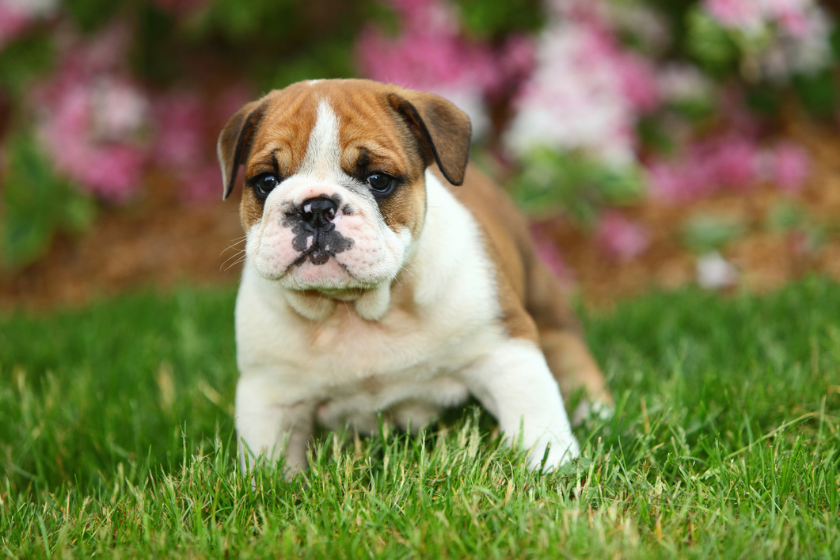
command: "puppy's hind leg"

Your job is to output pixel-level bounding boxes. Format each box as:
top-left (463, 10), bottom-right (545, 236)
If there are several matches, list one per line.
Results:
top-left (527, 261), bottom-right (613, 425)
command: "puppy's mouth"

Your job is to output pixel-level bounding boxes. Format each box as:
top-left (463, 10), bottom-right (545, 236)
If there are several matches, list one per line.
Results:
top-left (289, 221), bottom-right (355, 268)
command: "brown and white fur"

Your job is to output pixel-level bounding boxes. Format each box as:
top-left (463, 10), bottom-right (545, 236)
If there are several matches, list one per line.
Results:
top-left (217, 79), bottom-right (612, 475)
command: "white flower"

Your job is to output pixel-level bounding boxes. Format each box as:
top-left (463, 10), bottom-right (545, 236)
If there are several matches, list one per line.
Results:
top-left (696, 251), bottom-right (738, 289)
top-left (90, 77), bottom-right (150, 141)
top-left (2, 0), bottom-right (58, 17)
top-left (657, 64), bottom-right (714, 104)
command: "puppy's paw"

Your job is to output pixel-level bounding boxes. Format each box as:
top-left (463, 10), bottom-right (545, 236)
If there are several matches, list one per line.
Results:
top-left (571, 399), bottom-right (614, 427)
top-left (527, 432), bottom-right (580, 472)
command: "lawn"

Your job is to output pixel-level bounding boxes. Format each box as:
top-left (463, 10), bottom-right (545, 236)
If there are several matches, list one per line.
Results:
top-left (1, 279), bottom-right (839, 558)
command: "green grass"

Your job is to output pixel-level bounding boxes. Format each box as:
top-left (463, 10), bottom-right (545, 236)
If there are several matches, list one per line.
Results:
top-left (2, 278), bottom-right (840, 558)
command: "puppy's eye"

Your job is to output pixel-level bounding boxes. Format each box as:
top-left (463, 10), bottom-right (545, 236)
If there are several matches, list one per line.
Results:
top-left (253, 174), bottom-right (280, 200)
top-left (366, 173), bottom-right (395, 196)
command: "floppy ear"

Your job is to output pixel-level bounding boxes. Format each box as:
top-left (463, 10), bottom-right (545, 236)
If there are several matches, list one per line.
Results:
top-left (217, 99), bottom-right (266, 200)
top-left (386, 91), bottom-right (472, 186)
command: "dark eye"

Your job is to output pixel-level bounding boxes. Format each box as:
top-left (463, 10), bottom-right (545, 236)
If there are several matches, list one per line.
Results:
top-left (366, 173), bottom-right (395, 196)
top-left (253, 174), bottom-right (279, 200)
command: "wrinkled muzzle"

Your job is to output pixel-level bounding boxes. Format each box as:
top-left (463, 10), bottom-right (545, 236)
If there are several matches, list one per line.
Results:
top-left (246, 180), bottom-right (411, 291)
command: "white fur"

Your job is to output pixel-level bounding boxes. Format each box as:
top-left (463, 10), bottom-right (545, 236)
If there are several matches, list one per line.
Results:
top-left (234, 105), bottom-right (579, 474)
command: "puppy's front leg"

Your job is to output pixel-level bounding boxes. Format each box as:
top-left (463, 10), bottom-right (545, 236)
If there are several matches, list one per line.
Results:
top-left (461, 339), bottom-right (580, 470)
top-left (234, 376), bottom-right (314, 477)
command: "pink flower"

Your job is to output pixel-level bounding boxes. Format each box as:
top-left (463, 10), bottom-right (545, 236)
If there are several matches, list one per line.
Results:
top-left (704, 0), bottom-right (763, 30)
top-left (0, 0), bottom-right (57, 48)
top-left (33, 25), bottom-right (151, 201)
top-left (596, 212), bottom-right (650, 261)
top-left (705, 135), bottom-right (759, 188)
top-left (648, 134), bottom-right (763, 203)
top-left (151, 92), bottom-right (205, 168)
top-left (150, 85), bottom-right (254, 201)
top-left (39, 83), bottom-right (148, 201)
top-left (356, 0), bottom-right (501, 135)
top-left (356, 25), bottom-right (497, 94)
top-left (491, 34), bottom-right (536, 99)
top-left (765, 0), bottom-right (815, 37)
top-left (71, 145), bottom-right (147, 201)
top-left (770, 142), bottom-right (810, 192)
top-left (90, 77), bottom-right (150, 141)
top-left (614, 52), bottom-right (660, 113)
top-left (0, 3), bottom-right (31, 47)
top-left (648, 161), bottom-right (701, 202)
top-left (505, 22), bottom-right (641, 165)
top-left (704, 0), bottom-right (832, 78)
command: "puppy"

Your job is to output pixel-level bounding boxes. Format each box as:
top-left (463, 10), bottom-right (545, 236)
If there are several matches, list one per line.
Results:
top-left (217, 79), bottom-right (611, 475)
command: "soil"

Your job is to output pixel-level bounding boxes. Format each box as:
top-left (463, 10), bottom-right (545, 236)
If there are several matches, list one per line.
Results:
top-left (2, 120), bottom-right (839, 313)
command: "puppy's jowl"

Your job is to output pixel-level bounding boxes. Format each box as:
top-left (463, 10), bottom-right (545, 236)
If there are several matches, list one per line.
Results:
top-left (217, 79), bottom-right (612, 475)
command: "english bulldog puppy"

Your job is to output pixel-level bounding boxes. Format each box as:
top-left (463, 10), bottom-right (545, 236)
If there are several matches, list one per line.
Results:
top-left (217, 79), bottom-right (611, 475)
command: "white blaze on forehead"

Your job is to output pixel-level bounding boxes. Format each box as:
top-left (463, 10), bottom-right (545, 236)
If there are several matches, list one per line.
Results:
top-left (299, 99), bottom-right (342, 181)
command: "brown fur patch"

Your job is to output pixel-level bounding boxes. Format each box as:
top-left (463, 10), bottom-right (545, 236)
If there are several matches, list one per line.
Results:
top-left (441, 164), bottom-right (611, 404)
top-left (437, 165), bottom-right (537, 341)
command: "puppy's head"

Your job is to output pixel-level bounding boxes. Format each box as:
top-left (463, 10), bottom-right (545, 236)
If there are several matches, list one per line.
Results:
top-left (218, 79), bottom-right (471, 293)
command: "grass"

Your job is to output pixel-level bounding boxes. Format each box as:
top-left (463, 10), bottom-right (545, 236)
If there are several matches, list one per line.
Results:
top-left (1, 278), bottom-right (840, 558)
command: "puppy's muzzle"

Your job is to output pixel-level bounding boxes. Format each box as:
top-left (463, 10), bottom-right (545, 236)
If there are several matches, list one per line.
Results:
top-left (290, 197), bottom-right (354, 266)
top-left (301, 197), bottom-right (337, 230)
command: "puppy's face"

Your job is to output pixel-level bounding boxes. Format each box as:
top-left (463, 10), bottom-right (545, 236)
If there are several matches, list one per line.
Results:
top-left (217, 80), bottom-right (471, 293)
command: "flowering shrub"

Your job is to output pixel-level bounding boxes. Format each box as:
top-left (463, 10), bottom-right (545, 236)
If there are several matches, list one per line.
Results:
top-left (691, 0), bottom-right (834, 81)
top-left (0, 0), bottom-right (358, 267)
top-left (505, 2), bottom-right (661, 166)
top-left (357, 0), bottom-right (532, 136)
top-left (33, 25), bottom-right (149, 201)
top-left (0, 0), bottom-right (837, 271)
top-left (0, 0), bottom-right (58, 48)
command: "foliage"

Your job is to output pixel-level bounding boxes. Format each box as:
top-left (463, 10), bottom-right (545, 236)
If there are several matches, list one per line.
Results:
top-left (0, 0), bottom-right (838, 269)
top-left (3, 279), bottom-right (840, 555)
top-left (1, 135), bottom-right (95, 269)
top-left (452, 0), bottom-right (545, 38)
top-left (681, 213), bottom-right (746, 253)
top-left (511, 148), bottom-right (645, 225)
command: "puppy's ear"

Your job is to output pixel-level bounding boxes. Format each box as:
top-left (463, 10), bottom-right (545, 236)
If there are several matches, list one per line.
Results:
top-left (387, 91), bottom-right (472, 186)
top-left (217, 100), bottom-right (266, 200)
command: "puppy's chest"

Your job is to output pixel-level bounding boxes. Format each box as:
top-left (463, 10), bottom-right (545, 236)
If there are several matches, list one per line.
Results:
top-left (239, 292), bottom-right (499, 407)
top-left (299, 311), bottom-right (485, 430)
top-left (295, 306), bottom-right (495, 384)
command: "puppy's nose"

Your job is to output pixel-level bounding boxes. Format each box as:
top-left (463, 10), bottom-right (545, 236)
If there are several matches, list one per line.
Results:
top-left (300, 197), bottom-right (337, 230)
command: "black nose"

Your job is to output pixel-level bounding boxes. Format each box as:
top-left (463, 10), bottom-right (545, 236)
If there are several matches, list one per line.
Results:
top-left (300, 197), bottom-right (337, 230)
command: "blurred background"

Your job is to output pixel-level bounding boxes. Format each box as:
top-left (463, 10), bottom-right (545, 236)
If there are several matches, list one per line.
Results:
top-left (1, 0), bottom-right (839, 309)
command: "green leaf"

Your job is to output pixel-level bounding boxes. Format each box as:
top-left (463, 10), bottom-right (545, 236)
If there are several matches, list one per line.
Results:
top-left (0, 34), bottom-right (54, 96)
top-left (509, 148), bottom-right (644, 226)
top-left (63, 0), bottom-right (127, 32)
top-left (1, 135), bottom-right (96, 270)
top-left (686, 8), bottom-right (737, 76)
top-left (792, 70), bottom-right (838, 118)
top-left (766, 202), bottom-right (805, 232)
top-left (681, 214), bottom-right (746, 253)
top-left (744, 86), bottom-right (782, 115)
top-left (452, 0), bottom-right (545, 38)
